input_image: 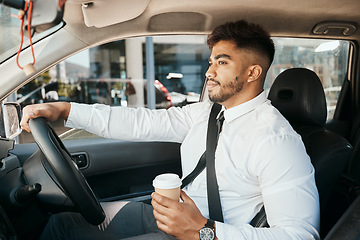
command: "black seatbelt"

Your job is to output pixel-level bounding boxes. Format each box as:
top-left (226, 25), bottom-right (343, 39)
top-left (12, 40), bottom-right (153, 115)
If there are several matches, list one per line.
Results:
top-left (206, 109), bottom-right (224, 222)
top-left (181, 103), bottom-right (224, 222)
top-left (181, 152), bottom-right (206, 188)
top-left (250, 206), bottom-right (268, 227)
top-left (181, 103), bottom-right (221, 189)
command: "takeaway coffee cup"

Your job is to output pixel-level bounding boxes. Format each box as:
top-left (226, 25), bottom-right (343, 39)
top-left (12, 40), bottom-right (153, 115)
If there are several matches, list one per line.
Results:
top-left (153, 173), bottom-right (182, 201)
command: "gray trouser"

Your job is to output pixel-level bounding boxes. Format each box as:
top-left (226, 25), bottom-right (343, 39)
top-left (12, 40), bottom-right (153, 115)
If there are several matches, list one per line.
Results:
top-left (40, 201), bottom-right (177, 240)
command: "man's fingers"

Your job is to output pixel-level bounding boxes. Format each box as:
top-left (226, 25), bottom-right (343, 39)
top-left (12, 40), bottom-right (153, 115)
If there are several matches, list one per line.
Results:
top-left (155, 218), bottom-right (170, 234)
top-left (20, 105), bottom-right (51, 132)
top-left (30, 107), bottom-right (53, 120)
top-left (151, 192), bottom-right (177, 208)
top-left (20, 102), bottom-right (71, 133)
top-left (153, 209), bottom-right (168, 226)
top-left (20, 106), bottom-right (37, 132)
top-left (152, 204), bottom-right (174, 235)
top-left (180, 190), bottom-right (192, 202)
top-left (151, 193), bottom-right (172, 216)
top-left (153, 209), bottom-right (179, 237)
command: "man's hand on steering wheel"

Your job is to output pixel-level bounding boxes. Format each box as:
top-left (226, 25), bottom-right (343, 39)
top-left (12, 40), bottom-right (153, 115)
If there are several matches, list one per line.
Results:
top-left (20, 102), bottom-right (71, 133)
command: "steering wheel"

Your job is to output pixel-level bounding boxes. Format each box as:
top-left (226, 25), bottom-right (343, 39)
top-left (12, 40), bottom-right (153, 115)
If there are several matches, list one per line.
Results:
top-left (25, 117), bottom-right (105, 225)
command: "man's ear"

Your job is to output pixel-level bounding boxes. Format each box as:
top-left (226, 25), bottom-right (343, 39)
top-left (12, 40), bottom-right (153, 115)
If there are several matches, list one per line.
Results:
top-left (247, 65), bottom-right (263, 83)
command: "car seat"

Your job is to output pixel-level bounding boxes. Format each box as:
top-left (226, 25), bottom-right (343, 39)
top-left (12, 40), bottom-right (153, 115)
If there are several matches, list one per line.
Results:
top-left (322, 111), bottom-right (360, 239)
top-left (268, 68), bottom-right (353, 236)
top-left (344, 112), bottom-right (360, 183)
top-left (324, 193), bottom-right (360, 240)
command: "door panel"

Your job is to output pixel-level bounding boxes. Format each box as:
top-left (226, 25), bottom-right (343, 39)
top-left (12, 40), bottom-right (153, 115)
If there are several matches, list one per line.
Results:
top-left (11, 138), bottom-right (182, 201)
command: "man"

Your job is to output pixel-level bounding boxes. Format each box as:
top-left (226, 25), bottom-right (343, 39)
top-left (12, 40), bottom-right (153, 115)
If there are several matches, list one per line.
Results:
top-left (96, 76), bottom-right (110, 104)
top-left (20, 20), bottom-right (320, 240)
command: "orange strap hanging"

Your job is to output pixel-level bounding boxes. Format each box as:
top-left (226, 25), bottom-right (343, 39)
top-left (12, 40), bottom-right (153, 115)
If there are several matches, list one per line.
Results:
top-left (14, 0), bottom-right (35, 69)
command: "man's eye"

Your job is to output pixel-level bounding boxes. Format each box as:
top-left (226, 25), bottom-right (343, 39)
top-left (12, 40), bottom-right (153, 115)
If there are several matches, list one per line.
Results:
top-left (208, 62), bottom-right (212, 66)
top-left (219, 61), bottom-right (226, 65)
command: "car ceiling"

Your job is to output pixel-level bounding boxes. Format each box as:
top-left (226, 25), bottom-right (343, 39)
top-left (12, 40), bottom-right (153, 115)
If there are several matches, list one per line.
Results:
top-left (1, 0), bottom-right (360, 101)
top-left (63, 0), bottom-right (360, 46)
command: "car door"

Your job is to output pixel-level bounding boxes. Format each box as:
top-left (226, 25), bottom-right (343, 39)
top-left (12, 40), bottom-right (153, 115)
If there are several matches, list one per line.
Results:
top-left (10, 35), bottom-right (208, 203)
top-left (11, 137), bottom-right (182, 202)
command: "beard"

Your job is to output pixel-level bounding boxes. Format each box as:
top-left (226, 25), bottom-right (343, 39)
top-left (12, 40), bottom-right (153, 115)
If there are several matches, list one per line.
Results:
top-left (208, 76), bottom-right (244, 103)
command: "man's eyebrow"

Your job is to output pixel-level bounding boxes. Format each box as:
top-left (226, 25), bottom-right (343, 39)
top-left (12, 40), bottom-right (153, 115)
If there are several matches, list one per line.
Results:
top-left (209, 54), bottom-right (231, 61)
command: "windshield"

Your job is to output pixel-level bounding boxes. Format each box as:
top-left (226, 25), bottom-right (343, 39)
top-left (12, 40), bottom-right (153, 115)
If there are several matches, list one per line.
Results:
top-left (0, 4), bottom-right (61, 63)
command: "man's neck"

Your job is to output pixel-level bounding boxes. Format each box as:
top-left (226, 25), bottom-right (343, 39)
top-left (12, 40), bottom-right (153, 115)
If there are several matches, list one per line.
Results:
top-left (220, 89), bottom-right (264, 109)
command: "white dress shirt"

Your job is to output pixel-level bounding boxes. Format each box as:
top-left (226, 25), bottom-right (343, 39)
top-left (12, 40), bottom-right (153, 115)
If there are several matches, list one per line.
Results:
top-left (66, 91), bottom-right (320, 240)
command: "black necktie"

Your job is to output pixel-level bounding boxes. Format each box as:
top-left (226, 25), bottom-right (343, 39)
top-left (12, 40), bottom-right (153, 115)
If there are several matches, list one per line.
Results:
top-left (207, 110), bottom-right (225, 222)
top-left (217, 111), bottom-right (225, 136)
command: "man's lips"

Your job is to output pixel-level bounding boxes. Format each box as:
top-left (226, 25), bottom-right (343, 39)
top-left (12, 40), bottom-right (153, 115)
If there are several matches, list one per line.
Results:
top-left (207, 80), bottom-right (219, 89)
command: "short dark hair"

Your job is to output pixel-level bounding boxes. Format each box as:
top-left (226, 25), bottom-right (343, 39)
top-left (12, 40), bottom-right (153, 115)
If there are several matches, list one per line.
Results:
top-left (207, 20), bottom-right (275, 66)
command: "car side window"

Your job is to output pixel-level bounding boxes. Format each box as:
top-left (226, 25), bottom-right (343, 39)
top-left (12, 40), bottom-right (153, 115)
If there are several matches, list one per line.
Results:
top-left (15, 36), bottom-right (349, 143)
top-left (266, 38), bottom-right (350, 120)
top-left (16, 36), bottom-right (210, 143)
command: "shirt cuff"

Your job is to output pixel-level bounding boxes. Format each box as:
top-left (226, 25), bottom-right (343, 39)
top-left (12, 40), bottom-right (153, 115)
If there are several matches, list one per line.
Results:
top-left (215, 221), bottom-right (246, 240)
top-left (65, 102), bottom-right (93, 129)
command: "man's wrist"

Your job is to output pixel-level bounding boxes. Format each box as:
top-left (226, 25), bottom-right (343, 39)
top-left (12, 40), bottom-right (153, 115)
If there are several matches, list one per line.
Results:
top-left (214, 221), bottom-right (218, 240)
top-left (55, 102), bottom-right (71, 120)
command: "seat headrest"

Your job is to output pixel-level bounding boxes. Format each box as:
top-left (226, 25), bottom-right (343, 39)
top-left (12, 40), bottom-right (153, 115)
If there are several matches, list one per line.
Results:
top-left (268, 68), bottom-right (327, 127)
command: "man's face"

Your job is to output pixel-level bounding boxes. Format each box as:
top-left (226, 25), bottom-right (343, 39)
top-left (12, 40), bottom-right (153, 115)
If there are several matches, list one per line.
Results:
top-left (206, 40), bottom-right (249, 107)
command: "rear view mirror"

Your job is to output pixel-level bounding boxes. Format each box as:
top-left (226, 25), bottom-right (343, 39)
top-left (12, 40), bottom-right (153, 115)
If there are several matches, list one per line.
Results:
top-left (0, 103), bottom-right (22, 139)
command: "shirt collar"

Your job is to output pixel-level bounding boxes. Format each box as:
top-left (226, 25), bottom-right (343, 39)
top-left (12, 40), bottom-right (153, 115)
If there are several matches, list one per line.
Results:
top-left (220, 91), bottom-right (267, 123)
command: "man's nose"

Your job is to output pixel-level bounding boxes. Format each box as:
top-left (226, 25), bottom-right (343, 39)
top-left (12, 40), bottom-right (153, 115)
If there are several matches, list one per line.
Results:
top-left (206, 66), bottom-right (216, 79)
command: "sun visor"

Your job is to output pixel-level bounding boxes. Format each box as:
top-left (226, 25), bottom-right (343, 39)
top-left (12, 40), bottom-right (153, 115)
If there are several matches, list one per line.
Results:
top-left (81, 0), bottom-right (150, 28)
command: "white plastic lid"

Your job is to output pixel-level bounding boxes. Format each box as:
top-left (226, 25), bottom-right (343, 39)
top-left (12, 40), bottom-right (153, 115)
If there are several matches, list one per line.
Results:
top-left (153, 173), bottom-right (182, 189)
